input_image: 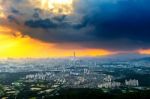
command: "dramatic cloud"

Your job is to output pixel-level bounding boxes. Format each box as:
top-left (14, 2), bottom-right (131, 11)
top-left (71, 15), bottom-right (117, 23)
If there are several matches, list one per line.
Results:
top-left (1, 0), bottom-right (150, 51)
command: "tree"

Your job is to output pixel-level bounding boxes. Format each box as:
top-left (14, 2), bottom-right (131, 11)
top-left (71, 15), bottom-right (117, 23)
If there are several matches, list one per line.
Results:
top-left (0, 84), bottom-right (4, 97)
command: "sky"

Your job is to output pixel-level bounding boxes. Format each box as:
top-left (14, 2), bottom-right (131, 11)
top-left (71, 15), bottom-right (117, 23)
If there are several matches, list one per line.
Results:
top-left (0, 0), bottom-right (150, 58)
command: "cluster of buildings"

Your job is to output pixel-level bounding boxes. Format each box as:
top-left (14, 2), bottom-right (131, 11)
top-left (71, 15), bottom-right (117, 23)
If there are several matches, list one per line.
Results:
top-left (98, 76), bottom-right (139, 88)
top-left (24, 71), bottom-right (139, 89)
top-left (125, 79), bottom-right (139, 87)
top-left (25, 72), bottom-right (54, 81)
top-left (98, 82), bottom-right (121, 88)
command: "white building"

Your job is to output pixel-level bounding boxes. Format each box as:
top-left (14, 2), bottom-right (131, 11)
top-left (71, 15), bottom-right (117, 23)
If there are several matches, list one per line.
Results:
top-left (98, 82), bottom-right (121, 88)
top-left (125, 79), bottom-right (139, 87)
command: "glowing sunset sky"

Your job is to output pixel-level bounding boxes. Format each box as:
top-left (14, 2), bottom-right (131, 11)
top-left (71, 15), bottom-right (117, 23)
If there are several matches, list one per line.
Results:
top-left (0, 0), bottom-right (150, 58)
top-left (0, 26), bottom-right (112, 58)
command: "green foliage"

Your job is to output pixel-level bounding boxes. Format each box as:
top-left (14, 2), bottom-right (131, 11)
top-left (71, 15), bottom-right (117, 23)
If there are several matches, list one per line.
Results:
top-left (0, 84), bottom-right (4, 96)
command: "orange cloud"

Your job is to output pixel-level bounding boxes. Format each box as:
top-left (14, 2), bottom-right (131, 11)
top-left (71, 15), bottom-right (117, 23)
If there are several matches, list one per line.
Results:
top-left (138, 49), bottom-right (150, 55)
top-left (0, 26), bottom-right (113, 58)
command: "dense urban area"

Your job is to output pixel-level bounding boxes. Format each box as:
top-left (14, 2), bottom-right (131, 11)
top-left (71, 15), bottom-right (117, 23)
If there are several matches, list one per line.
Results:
top-left (0, 55), bottom-right (150, 99)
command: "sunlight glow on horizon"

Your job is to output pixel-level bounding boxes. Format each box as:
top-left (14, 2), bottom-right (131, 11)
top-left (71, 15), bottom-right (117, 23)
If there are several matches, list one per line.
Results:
top-left (0, 26), bottom-right (113, 58)
top-left (138, 49), bottom-right (150, 55)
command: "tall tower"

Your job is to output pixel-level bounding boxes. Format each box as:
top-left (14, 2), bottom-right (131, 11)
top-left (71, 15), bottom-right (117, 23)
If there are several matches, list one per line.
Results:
top-left (74, 51), bottom-right (76, 58)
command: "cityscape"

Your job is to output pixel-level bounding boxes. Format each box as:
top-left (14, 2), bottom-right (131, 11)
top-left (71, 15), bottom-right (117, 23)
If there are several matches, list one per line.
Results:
top-left (1, 0), bottom-right (150, 99)
top-left (0, 54), bottom-right (150, 98)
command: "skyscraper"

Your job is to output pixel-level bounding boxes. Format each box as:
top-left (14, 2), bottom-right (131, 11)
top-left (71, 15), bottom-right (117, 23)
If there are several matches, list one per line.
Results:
top-left (74, 51), bottom-right (76, 58)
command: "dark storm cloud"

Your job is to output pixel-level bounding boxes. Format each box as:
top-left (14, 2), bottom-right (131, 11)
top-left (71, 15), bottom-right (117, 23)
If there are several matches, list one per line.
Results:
top-left (25, 19), bottom-right (58, 29)
top-left (7, 15), bottom-right (20, 25)
top-left (82, 0), bottom-right (150, 50)
top-left (1, 0), bottom-right (150, 50)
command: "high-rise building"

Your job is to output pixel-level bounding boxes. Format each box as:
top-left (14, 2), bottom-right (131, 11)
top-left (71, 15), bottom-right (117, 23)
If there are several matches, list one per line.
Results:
top-left (74, 51), bottom-right (76, 58)
top-left (125, 79), bottom-right (139, 87)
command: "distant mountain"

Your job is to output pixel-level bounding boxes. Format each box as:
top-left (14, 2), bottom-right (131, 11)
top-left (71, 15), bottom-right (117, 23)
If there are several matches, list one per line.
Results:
top-left (97, 53), bottom-right (150, 61)
top-left (132, 57), bottom-right (150, 62)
